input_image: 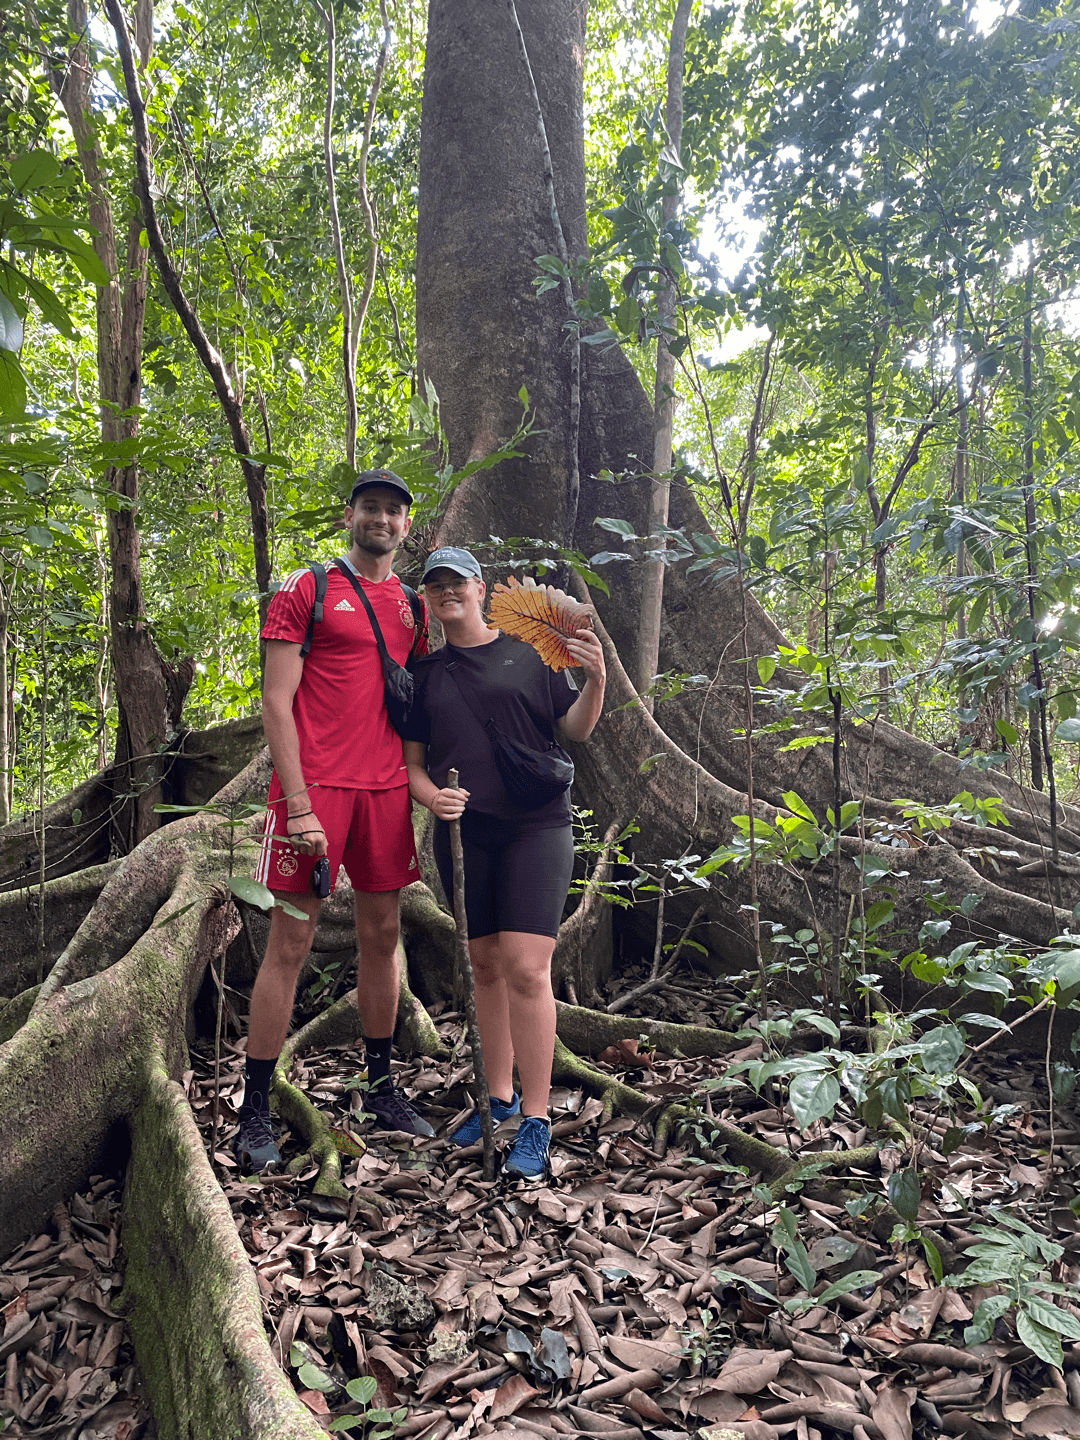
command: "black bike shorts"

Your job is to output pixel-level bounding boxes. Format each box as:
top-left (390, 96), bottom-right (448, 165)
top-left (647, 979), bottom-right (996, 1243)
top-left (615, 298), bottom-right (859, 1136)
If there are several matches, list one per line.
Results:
top-left (433, 813), bottom-right (575, 940)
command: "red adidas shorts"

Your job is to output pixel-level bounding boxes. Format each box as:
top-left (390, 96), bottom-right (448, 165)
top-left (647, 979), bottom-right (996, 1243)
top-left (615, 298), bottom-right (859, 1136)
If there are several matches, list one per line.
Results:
top-left (254, 776), bottom-right (418, 895)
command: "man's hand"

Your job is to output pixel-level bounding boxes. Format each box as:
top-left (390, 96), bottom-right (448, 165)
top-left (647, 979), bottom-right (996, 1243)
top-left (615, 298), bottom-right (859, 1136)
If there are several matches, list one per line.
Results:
top-left (287, 811), bottom-right (328, 856)
top-left (429, 786), bottom-right (469, 821)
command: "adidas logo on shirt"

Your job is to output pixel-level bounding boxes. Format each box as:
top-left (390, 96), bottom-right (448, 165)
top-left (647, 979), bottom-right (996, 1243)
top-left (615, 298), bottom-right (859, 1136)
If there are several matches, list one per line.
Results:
top-left (334, 599), bottom-right (354, 611)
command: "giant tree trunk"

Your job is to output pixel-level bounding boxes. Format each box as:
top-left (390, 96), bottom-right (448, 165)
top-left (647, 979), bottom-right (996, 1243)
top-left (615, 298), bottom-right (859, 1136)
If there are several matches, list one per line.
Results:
top-left (417, 0), bottom-right (1079, 953)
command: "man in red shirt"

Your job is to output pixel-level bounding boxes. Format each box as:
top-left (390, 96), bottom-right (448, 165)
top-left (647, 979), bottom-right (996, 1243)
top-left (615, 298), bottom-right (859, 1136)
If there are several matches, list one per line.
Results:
top-left (236, 471), bottom-right (434, 1172)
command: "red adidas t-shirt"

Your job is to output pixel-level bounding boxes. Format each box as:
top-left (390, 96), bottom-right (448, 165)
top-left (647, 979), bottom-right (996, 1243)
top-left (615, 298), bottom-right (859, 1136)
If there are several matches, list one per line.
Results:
top-left (261, 562), bottom-right (428, 790)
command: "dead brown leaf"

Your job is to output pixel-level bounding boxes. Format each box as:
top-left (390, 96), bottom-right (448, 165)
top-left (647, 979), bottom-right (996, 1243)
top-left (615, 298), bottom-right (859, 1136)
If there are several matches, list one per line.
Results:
top-left (869, 1381), bottom-right (913, 1440)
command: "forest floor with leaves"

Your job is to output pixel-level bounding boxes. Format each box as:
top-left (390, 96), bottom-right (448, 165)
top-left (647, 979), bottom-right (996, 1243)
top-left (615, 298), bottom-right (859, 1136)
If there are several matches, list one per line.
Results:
top-left (4, 961), bottom-right (1080, 1440)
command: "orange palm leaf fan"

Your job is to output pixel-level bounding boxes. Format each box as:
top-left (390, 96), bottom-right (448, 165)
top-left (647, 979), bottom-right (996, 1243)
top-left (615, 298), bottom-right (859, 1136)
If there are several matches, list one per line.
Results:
top-left (487, 576), bottom-right (594, 671)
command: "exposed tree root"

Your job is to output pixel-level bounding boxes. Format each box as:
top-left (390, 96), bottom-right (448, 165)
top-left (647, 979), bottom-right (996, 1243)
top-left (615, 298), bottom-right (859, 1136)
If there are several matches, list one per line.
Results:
top-left (29, 833), bottom-right (186, 1017)
top-left (0, 984), bottom-right (39, 1044)
top-left (553, 818), bottom-right (620, 1004)
top-left (572, 630), bottom-right (1076, 970)
top-left (121, 1059), bottom-right (321, 1440)
top-left (552, 1037), bottom-right (881, 1198)
top-left (0, 756), bottom-right (266, 1254)
top-left (0, 860), bottom-right (119, 998)
top-left (271, 1064), bottom-right (349, 1201)
top-left (555, 1000), bottom-right (740, 1058)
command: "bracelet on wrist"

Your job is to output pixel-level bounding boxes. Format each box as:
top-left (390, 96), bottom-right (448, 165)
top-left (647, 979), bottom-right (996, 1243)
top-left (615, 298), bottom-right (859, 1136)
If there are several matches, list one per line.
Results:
top-left (288, 810), bottom-right (314, 820)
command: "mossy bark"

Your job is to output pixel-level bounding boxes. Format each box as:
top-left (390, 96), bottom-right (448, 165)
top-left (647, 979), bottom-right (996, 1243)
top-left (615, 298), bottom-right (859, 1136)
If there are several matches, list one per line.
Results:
top-left (122, 1064), bottom-right (321, 1440)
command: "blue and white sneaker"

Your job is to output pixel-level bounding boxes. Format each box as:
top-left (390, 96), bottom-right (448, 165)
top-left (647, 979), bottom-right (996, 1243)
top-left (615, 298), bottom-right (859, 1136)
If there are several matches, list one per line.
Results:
top-left (450, 1093), bottom-right (521, 1147)
top-left (502, 1115), bottom-right (551, 1180)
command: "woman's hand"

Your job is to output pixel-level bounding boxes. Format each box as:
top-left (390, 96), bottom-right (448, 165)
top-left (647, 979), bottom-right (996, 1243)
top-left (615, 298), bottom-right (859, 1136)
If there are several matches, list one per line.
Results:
top-left (429, 786), bottom-right (470, 821)
top-left (563, 627), bottom-right (606, 687)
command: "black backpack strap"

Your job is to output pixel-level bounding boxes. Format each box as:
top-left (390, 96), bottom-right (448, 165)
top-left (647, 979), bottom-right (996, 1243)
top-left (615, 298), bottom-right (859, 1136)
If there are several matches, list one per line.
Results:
top-left (300, 562), bottom-right (328, 658)
top-left (401, 584), bottom-right (423, 661)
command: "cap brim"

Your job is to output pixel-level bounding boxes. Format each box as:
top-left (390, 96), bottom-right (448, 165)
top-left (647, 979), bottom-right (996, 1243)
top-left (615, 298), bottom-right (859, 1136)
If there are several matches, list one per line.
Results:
top-left (421, 563), bottom-right (478, 581)
top-left (350, 480), bottom-right (413, 504)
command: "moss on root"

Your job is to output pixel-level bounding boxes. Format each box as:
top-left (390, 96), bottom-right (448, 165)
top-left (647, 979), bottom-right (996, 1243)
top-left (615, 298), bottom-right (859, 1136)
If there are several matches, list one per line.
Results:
top-left (121, 1063), bottom-right (321, 1440)
top-left (555, 1001), bottom-right (740, 1058)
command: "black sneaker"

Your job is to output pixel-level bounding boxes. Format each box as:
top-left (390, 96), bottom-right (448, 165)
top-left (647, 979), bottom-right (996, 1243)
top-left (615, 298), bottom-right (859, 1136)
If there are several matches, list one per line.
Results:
top-left (234, 1109), bottom-right (281, 1173)
top-left (363, 1082), bottom-right (435, 1137)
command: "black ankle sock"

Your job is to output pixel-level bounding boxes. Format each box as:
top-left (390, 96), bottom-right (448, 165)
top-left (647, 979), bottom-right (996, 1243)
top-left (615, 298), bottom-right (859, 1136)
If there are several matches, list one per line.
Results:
top-left (364, 1036), bottom-right (393, 1089)
top-left (243, 1055), bottom-right (277, 1115)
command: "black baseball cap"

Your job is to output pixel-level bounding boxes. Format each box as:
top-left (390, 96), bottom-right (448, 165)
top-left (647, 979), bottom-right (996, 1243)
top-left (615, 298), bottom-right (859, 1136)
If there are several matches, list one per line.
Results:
top-left (348, 469), bottom-right (413, 506)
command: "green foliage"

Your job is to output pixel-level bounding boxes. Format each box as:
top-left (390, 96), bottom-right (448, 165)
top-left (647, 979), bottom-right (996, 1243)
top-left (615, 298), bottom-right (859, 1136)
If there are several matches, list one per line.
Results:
top-left (329, 1375), bottom-right (408, 1437)
top-left (947, 1211), bottom-right (1080, 1370)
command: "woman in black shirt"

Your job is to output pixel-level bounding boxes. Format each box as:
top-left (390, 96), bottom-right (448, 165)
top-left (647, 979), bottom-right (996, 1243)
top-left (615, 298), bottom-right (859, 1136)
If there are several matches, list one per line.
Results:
top-left (404, 547), bottom-right (605, 1179)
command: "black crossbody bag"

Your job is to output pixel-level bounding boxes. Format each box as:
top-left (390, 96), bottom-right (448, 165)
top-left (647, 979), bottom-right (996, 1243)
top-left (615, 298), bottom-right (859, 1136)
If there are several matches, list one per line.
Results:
top-left (333, 560), bottom-right (421, 736)
top-left (443, 655), bottom-right (574, 809)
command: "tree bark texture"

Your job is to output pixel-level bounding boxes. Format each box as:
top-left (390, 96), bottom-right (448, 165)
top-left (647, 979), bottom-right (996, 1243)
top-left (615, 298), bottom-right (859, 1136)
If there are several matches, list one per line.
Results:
top-left (417, 0), bottom-right (586, 548)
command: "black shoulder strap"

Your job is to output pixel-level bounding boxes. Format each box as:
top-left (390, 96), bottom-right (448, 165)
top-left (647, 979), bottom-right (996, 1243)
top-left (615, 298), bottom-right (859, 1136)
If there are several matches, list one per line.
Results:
top-left (401, 584), bottom-right (423, 661)
top-left (332, 559), bottom-right (393, 664)
top-left (332, 560), bottom-right (423, 666)
top-left (443, 655), bottom-right (495, 738)
top-left (300, 562), bottom-right (328, 658)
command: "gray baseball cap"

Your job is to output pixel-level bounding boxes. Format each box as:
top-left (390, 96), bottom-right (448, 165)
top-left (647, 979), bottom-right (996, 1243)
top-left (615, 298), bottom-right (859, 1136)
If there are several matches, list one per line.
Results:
top-left (421, 546), bottom-right (483, 582)
top-left (349, 469), bottom-right (413, 505)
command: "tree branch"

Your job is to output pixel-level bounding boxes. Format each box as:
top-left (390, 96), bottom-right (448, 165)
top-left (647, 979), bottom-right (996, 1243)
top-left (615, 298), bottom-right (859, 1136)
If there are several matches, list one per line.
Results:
top-left (103, 0), bottom-right (272, 621)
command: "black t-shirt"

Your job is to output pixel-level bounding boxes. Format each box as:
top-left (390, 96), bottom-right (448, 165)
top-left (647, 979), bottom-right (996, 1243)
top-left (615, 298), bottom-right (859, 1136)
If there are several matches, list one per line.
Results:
top-left (406, 633), bottom-right (579, 825)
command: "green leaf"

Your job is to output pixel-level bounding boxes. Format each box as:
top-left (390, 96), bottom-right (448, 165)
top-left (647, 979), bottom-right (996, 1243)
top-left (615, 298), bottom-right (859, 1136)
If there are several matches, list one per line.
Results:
top-left (615, 292), bottom-right (638, 335)
top-left (963, 1293), bottom-right (1011, 1345)
top-left (25, 525), bottom-right (54, 548)
top-left (10, 149), bottom-right (61, 192)
top-left (0, 350), bottom-right (26, 421)
top-left (1023, 1294), bottom-right (1080, 1341)
top-left (920, 1234), bottom-right (944, 1284)
top-left (757, 655), bottom-right (777, 684)
top-left (781, 791), bottom-right (817, 823)
top-left (994, 717), bottom-right (1019, 746)
top-left (815, 1269), bottom-right (881, 1303)
top-left (788, 1070), bottom-right (840, 1129)
top-left (328, 1419), bottom-right (364, 1434)
top-left (49, 232), bottom-right (110, 286)
top-left (920, 1024), bottom-right (965, 1076)
top-left (1017, 1309), bottom-right (1064, 1370)
top-left (1056, 717), bottom-right (1080, 743)
top-left (296, 1362), bottom-right (336, 1393)
top-left (227, 876), bottom-right (277, 910)
top-left (878, 1074), bottom-right (911, 1124)
top-left (1042, 948), bottom-right (1080, 1004)
top-left (887, 1169), bottom-right (921, 1223)
top-left (345, 1376), bottom-right (379, 1405)
top-left (19, 271), bottom-right (75, 337)
top-left (790, 1009), bottom-right (841, 1041)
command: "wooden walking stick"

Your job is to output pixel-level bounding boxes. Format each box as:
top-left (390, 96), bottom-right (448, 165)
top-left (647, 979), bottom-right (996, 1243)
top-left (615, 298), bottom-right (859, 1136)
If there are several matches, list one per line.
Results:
top-left (446, 768), bottom-right (496, 1180)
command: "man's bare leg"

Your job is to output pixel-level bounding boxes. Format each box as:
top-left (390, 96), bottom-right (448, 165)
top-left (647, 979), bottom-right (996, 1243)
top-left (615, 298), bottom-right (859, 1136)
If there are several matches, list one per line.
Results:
top-left (355, 888), bottom-right (434, 1135)
top-left (236, 891), bottom-right (321, 1170)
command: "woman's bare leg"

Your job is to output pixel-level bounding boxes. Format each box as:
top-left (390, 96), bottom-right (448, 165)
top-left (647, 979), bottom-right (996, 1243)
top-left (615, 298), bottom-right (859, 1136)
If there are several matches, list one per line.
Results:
top-left (468, 933), bottom-right (515, 1102)
top-left (498, 931), bottom-right (557, 1117)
